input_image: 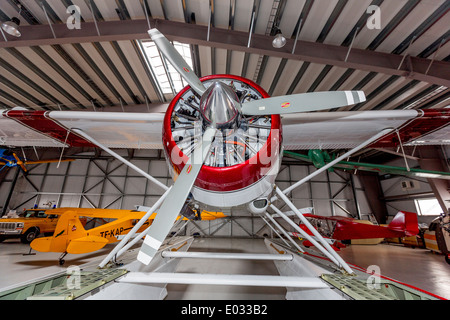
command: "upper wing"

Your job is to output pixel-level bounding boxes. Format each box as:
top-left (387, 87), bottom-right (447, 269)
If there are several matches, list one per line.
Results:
top-left (0, 111), bottom-right (67, 148)
top-left (199, 211), bottom-right (227, 220)
top-left (48, 207), bottom-right (147, 219)
top-left (281, 109), bottom-right (450, 150)
top-left (1, 108), bottom-right (448, 150)
top-left (0, 109), bottom-right (164, 149)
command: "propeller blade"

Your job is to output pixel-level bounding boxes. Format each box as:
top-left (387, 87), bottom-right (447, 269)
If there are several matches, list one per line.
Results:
top-left (12, 153), bottom-right (20, 162)
top-left (137, 127), bottom-right (216, 265)
top-left (0, 158), bottom-right (13, 167)
top-left (241, 90), bottom-right (366, 116)
top-left (12, 153), bottom-right (27, 172)
top-left (148, 28), bottom-right (206, 96)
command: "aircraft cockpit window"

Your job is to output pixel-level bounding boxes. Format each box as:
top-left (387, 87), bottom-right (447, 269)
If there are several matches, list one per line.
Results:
top-left (141, 40), bottom-right (193, 96)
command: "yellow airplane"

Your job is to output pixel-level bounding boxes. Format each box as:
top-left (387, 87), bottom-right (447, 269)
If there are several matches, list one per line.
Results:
top-left (30, 207), bottom-right (226, 265)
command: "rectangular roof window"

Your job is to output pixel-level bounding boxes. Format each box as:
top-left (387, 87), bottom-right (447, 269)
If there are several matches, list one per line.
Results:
top-left (141, 41), bottom-right (193, 95)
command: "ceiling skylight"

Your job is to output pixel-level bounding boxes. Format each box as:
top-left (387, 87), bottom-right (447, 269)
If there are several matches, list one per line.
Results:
top-left (142, 41), bottom-right (193, 95)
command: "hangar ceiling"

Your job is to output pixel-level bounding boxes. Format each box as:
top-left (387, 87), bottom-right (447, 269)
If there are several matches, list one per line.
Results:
top-left (0, 0), bottom-right (448, 115)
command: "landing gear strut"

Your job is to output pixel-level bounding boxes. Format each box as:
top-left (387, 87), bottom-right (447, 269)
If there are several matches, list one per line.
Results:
top-left (59, 252), bottom-right (68, 266)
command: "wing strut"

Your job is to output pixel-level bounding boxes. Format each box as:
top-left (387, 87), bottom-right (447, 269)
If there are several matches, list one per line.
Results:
top-left (261, 212), bottom-right (304, 252)
top-left (278, 128), bottom-right (393, 198)
top-left (71, 128), bottom-right (168, 192)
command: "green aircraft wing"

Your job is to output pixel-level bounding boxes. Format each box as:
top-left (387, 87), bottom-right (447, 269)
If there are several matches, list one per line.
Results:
top-left (284, 150), bottom-right (450, 180)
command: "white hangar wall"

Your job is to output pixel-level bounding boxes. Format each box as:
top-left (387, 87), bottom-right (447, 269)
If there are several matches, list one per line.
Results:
top-left (379, 146), bottom-right (450, 225)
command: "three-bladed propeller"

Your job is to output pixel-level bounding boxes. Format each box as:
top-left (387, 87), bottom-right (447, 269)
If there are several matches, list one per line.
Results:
top-left (137, 28), bottom-right (367, 265)
top-left (12, 152), bottom-right (27, 172)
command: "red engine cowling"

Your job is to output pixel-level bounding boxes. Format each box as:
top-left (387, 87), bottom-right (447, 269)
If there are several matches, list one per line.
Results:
top-left (162, 75), bottom-right (282, 207)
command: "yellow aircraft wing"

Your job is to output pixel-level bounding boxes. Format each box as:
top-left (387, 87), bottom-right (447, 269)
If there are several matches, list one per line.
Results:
top-left (47, 207), bottom-right (147, 220)
top-left (199, 211), bottom-right (228, 220)
top-left (24, 159), bottom-right (75, 165)
top-left (47, 207), bottom-right (227, 221)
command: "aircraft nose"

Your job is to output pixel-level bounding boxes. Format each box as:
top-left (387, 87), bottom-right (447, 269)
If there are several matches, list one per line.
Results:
top-left (199, 81), bottom-right (241, 129)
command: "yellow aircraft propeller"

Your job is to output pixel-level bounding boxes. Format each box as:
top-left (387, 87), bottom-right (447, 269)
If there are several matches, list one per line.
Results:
top-left (12, 152), bottom-right (27, 172)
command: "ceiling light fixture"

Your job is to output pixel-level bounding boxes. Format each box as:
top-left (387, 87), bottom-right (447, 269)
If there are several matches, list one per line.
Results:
top-left (2, 5), bottom-right (22, 37)
top-left (272, 28), bottom-right (286, 49)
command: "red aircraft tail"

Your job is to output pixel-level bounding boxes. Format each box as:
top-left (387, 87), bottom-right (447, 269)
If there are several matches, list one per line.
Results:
top-left (387, 211), bottom-right (419, 237)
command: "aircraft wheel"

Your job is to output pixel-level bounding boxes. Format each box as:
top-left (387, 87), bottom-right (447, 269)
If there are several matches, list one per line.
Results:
top-left (59, 259), bottom-right (65, 266)
top-left (445, 254), bottom-right (450, 265)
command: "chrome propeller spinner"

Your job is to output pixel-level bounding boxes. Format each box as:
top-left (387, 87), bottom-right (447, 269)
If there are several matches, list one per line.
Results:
top-left (199, 81), bottom-right (242, 131)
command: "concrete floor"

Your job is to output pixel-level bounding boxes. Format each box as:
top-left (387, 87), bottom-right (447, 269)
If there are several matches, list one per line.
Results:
top-left (337, 243), bottom-right (450, 300)
top-left (0, 237), bottom-right (449, 300)
top-left (0, 239), bottom-right (113, 291)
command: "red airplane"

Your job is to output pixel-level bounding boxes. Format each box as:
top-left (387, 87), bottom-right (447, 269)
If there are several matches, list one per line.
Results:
top-left (292, 211), bottom-right (419, 251)
top-left (1, 28), bottom-right (448, 273)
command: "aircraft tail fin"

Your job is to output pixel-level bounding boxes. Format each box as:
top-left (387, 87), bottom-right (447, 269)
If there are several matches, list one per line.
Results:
top-left (388, 211), bottom-right (419, 237)
top-left (30, 210), bottom-right (89, 253)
